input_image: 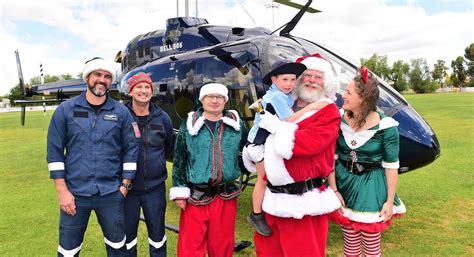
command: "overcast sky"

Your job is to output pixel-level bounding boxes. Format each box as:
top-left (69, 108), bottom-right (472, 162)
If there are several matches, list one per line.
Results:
top-left (1, 0), bottom-right (472, 95)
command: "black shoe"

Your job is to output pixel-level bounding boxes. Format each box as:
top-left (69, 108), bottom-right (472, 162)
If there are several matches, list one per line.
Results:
top-left (247, 212), bottom-right (272, 236)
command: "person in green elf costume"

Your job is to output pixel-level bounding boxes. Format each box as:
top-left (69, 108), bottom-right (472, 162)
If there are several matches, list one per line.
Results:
top-left (169, 82), bottom-right (247, 257)
top-left (330, 66), bottom-right (406, 257)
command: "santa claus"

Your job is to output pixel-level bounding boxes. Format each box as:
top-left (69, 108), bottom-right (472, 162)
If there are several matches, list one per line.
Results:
top-left (244, 54), bottom-right (342, 257)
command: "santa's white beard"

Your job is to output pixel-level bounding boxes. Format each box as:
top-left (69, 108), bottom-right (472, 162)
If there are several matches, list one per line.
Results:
top-left (296, 82), bottom-right (326, 103)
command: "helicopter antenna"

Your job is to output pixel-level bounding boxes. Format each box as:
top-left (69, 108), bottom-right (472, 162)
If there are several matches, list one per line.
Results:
top-left (271, 0), bottom-right (320, 36)
top-left (236, 0), bottom-right (256, 26)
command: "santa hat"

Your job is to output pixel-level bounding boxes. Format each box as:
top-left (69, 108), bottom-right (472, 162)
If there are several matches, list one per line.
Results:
top-left (127, 72), bottom-right (153, 93)
top-left (199, 83), bottom-right (229, 101)
top-left (295, 53), bottom-right (339, 100)
top-left (82, 57), bottom-right (116, 82)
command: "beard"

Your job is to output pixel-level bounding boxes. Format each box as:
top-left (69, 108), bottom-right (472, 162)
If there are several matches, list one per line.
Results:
top-left (88, 82), bottom-right (109, 97)
top-left (296, 81), bottom-right (326, 103)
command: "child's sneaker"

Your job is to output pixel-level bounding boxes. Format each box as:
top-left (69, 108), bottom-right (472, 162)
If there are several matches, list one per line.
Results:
top-left (247, 212), bottom-right (272, 236)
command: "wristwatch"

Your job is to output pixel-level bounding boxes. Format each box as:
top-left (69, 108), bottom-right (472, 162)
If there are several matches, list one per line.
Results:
top-left (121, 182), bottom-right (133, 190)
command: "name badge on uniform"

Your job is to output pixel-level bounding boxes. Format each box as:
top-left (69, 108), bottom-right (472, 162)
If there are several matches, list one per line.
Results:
top-left (103, 114), bottom-right (118, 121)
top-left (132, 122), bottom-right (141, 138)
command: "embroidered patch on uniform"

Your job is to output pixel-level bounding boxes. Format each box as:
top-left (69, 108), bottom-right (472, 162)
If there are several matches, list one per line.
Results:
top-left (150, 124), bottom-right (163, 130)
top-left (73, 111), bottom-right (88, 118)
top-left (103, 114), bottom-right (118, 121)
top-left (132, 122), bottom-right (141, 138)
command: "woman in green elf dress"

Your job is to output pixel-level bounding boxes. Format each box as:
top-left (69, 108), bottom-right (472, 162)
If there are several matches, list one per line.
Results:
top-left (330, 66), bottom-right (406, 257)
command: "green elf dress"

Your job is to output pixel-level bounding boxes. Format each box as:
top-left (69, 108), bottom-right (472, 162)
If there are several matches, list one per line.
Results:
top-left (332, 110), bottom-right (406, 233)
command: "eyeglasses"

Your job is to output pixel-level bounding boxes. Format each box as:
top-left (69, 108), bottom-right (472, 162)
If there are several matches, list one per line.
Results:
top-left (205, 95), bottom-right (226, 101)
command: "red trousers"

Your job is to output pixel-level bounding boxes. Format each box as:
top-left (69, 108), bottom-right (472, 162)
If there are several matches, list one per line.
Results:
top-left (255, 213), bottom-right (329, 257)
top-left (177, 197), bottom-right (237, 257)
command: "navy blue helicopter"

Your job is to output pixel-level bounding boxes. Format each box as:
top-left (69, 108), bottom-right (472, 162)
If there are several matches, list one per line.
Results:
top-left (15, 0), bottom-right (440, 174)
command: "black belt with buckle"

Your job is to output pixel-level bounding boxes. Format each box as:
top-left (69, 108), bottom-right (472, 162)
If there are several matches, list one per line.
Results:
top-left (338, 159), bottom-right (382, 175)
top-left (191, 182), bottom-right (235, 196)
top-left (267, 177), bottom-right (326, 195)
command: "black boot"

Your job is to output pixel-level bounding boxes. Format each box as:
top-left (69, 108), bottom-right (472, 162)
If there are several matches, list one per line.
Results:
top-left (247, 212), bottom-right (272, 236)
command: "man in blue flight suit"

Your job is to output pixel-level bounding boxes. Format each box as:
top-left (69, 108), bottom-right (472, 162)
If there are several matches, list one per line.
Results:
top-left (47, 57), bottom-right (139, 256)
top-left (124, 72), bottom-right (174, 257)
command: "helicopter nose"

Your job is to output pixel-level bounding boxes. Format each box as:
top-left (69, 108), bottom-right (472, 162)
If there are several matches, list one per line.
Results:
top-left (393, 107), bottom-right (441, 173)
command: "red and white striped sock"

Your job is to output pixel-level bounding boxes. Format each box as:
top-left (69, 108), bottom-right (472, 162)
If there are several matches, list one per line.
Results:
top-left (341, 226), bottom-right (362, 257)
top-left (361, 231), bottom-right (381, 257)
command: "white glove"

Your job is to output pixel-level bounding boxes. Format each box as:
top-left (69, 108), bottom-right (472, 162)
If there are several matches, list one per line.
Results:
top-left (259, 112), bottom-right (281, 134)
top-left (242, 145), bottom-right (257, 173)
top-left (246, 144), bottom-right (264, 163)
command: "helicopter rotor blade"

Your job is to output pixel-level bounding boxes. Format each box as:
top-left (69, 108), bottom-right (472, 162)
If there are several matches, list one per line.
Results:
top-left (15, 49), bottom-right (28, 126)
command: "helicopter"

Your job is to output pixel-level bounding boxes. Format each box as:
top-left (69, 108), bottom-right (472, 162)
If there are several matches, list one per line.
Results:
top-left (14, 0), bottom-right (440, 174)
top-left (13, 0), bottom-right (440, 251)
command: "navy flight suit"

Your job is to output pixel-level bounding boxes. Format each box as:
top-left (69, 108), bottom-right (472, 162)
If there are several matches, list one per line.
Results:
top-left (47, 92), bottom-right (139, 256)
top-left (124, 101), bottom-right (174, 257)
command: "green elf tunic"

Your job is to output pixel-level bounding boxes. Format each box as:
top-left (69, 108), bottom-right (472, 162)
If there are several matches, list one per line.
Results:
top-left (333, 110), bottom-right (406, 233)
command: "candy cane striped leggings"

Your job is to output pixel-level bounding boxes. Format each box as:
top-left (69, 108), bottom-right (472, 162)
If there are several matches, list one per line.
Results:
top-left (341, 226), bottom-right (381, 257)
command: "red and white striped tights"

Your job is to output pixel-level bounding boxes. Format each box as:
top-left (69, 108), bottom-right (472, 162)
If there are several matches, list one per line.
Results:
top-left (341, 226), bottom-right (381, 257)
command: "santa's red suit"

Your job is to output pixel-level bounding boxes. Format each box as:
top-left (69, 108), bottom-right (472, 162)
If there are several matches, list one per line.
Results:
top-left (248, 99), bottom-right (341, 257)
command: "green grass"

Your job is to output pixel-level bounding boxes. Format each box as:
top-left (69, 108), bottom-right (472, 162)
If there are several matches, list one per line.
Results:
top-left (0, 93), bottom-right (473, 256)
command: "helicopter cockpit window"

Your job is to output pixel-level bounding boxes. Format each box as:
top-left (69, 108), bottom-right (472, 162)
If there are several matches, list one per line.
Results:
top-left (173, 60), bottom-right (197, 119)
top-left (200, 49), bottom-right (259, 126)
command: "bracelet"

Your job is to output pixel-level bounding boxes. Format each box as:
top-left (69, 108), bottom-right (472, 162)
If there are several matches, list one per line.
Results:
top-left (333, 189), bottom-right (338, 193)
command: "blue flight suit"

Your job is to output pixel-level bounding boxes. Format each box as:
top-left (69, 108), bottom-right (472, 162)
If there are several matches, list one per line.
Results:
top-left (47, 92), bottom-right (139, 256)
top-left (124, 101), bottom-right (174, 257)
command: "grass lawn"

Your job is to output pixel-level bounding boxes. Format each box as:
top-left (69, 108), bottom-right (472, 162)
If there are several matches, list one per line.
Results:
top-left (0, 93), bottom-right (473, 256)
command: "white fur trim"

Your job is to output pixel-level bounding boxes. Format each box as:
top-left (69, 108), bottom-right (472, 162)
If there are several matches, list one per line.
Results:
top-left (48, 162), bottom-right (65, 171)
top-left (149, 235), bottom-right (167, 249)
top-left (294, 110), bottom-right (316, 124)
top-left (264, 135), bottom-right (295, 185)
top-left (300, 57), bottom-right (332, 76)
top-left (82, 57), bottom-right (116, 82)
top-left (169, 187), bottom-right (190, 200)
top-left (340, 199), bottom-right (406, 223)
top-left (242, 145), bottom-right (257, 173)
top-left (186, 110), bottom-right (240, 135)
top-left (58, 243), bottom-right (82, 256)
top-left (273, 122), bottom-right (298, 159)
top-left (379, 117), bottom-right (399, 130)
top-left (198, 83), bottom-right (228, 101)
top-left (262, 187), bottom-right (342, 219)
top-left (104, 235), bottom-right (126, 249)
top-left (221, 110), bottom-right (240, 131)
top-left (339, 108), bottom-right (345, 116)
top-left (382, 161), bottom-right (400, 169)
top-left (126, 237), bottom-right (137, 250)
top-left (186, 112), bottom-right (205, 136)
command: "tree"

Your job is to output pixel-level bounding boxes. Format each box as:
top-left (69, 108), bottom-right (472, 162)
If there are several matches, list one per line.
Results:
top-left (8, 84), bottom-right (23, 104)
top-left (361, 53), bottom-right (390, 80)
top-left (7, 73), bottom-right (73, 103)
top-left (409, 58), bottom-right (438, 93)
top-left (432, 60), bottom-right (448, 87)
top-left (464, 43), bottom-right (474, 86)
top-left (388, 60), bottom-right (410, 92)
top-left (451, 56), bottom-right (467, 87)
